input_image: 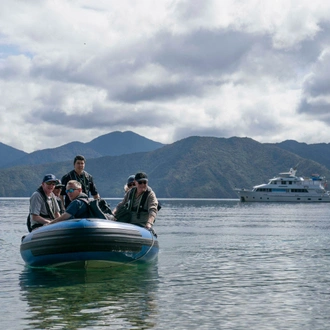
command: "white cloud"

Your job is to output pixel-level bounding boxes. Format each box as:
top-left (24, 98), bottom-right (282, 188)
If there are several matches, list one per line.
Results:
top-left (1, 0), bottom-right (330, 152)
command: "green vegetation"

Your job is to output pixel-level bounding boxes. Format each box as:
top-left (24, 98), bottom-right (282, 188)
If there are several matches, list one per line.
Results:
top-left (1, 136), bottom-right (330, 198)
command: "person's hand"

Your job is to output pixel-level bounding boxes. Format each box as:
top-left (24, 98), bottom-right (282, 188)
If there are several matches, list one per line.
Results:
top-left (145, 222), bottom-right (153, 230)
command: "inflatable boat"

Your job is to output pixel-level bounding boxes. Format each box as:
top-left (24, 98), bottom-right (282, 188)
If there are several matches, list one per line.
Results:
top-left (20, 218), bottom-right (159, 268)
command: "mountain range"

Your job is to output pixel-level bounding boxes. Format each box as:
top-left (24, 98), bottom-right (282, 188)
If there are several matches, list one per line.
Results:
top-left (1, 132), bottom-right (330, 198)
top-left (0, 131), bottom-right (164, 168)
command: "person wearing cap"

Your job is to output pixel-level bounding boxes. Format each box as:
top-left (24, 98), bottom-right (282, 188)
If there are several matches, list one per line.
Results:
top-left (114, 172), bottom-right (159, 230)
top-left (124, 175), bottom-right (136, 193)
top-left (49, 180), bottom-right (90, 224)
top-left (54, 180), bottom-right (65, 214)
top-left (28, 174), bottom-right (61, 231)
top-left (60, 155), bottom-right (100, 208)
top-left (111, 175), bottom-right (136, 215)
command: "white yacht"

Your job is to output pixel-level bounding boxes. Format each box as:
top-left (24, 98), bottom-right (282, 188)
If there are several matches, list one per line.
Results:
top-left (235, 168), bottom-right (330, 202)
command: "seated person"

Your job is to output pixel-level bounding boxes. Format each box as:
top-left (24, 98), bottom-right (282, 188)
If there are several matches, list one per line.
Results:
top-left (29, 174), bottom-right (61, 231)
top-left (49, 180), bottom-right (90, 224)
top-left (124, 175), bottom-right (136, 193)
top-left (114, 172), bottom-right (158, 230)
top-left (112, 175), bottom-right (136, 215)
top-left (53, 180), bottom-right (65, 214)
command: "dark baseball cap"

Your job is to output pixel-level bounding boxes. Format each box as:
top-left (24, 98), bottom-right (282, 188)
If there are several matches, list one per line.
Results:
top-left (55, 179), bottom-right (65, 188)
top-left (135, 172), bottom-right (148, 182)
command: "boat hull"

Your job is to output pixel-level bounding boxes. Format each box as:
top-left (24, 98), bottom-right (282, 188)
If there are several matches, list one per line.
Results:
top-left (236, 190), bottom-right (330, 202)
top-left (20, 218), bottom-right (159, 268)
top-left (235, 168), bottom-right (330, 202)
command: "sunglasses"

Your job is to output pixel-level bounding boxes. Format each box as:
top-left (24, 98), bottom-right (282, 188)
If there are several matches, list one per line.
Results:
top-left (138, 180), bottom-right (148, 185)
top-left (45, 181), bottom-right (56, 186)
top-left (66, 188), bottom-right (78, 193)
top-left (128, 183), bottom-right (135, 187)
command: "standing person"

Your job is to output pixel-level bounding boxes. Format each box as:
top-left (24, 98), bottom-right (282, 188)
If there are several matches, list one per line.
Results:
top-left (54, 180), bottom-right (65, 214)
top-left (28, 174), bottom-right (61, 232)
top-left (114, 172), bottom-right (158, 230)
top-left (49, 180), bottom-right (90, 224)
top-left (61, 155), bottom-right (100, 207)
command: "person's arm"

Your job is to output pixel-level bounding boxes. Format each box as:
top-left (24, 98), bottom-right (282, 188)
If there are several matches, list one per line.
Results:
top-left (88, 175), bottom-right (100, 199)
top-left (30, 192), bottom-right (51, 224)
top-left (50, 199), bottom-right (81, 224)
top-left (31, 214), bottom-right (52, 225)
top-left (93, 194), bottom-right (100, 200)
top-left (52, 194), bottom-right (61, 218)
top-left (145, 191), bottom-right (158, 229)
top-left (49, 212), bottom-right (72, 224)
top-left (113, 191), bottom-right (130, 216)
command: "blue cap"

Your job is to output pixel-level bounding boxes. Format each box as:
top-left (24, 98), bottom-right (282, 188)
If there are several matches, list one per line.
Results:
top-left (43, 174), bottom-right (57, 183)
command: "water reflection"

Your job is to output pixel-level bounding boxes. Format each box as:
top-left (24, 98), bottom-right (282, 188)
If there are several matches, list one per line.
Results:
top-left (19, 264), bottom-right (159, 329)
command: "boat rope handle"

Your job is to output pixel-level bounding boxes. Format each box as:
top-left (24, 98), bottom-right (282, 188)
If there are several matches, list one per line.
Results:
top-left (126, 230), bottom-right (156, 264)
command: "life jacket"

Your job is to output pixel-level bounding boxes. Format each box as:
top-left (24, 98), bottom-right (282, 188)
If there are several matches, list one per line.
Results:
top-left (128, 187), bottom-right (161, 218)
top-left (72, 193), bottom-right (91, 218)
top-left (27, 187), bottom-right (57, 232)
top-left (75, 193), bottom-right (90, 205)
top-left (77, 194), bottom-right (113, 219)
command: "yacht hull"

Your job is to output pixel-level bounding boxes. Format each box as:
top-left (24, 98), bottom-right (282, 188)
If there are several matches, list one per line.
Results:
top-left (236, 190), bottom-right (330, 202)
top-left (235, 168), bottom-right (330, 203)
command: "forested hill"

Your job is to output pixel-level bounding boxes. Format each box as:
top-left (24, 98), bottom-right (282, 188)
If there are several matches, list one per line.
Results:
top-left (0, 131), bottom-right (165, 168)
top-left (0, 142), bottom-right (26, 168)
top-left (270, 140), bottom-right (330, 169)
top-left (0, 136), bottom-right (329, 198)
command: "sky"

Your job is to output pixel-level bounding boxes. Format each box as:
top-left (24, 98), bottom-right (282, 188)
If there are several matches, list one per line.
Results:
top-left (1, 0), bottom-right (330, 153)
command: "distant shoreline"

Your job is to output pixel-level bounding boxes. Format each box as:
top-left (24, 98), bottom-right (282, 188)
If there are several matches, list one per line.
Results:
top-left (0, 197), bottom-right (239, 201)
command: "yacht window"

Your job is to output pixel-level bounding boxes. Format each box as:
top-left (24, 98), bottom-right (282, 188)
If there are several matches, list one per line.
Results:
top-left (291, 189), bottom-right (309, 193)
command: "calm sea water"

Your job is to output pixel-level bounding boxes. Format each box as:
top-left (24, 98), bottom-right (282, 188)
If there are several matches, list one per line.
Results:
top-left (1, 198), bottom-right (330, 329)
